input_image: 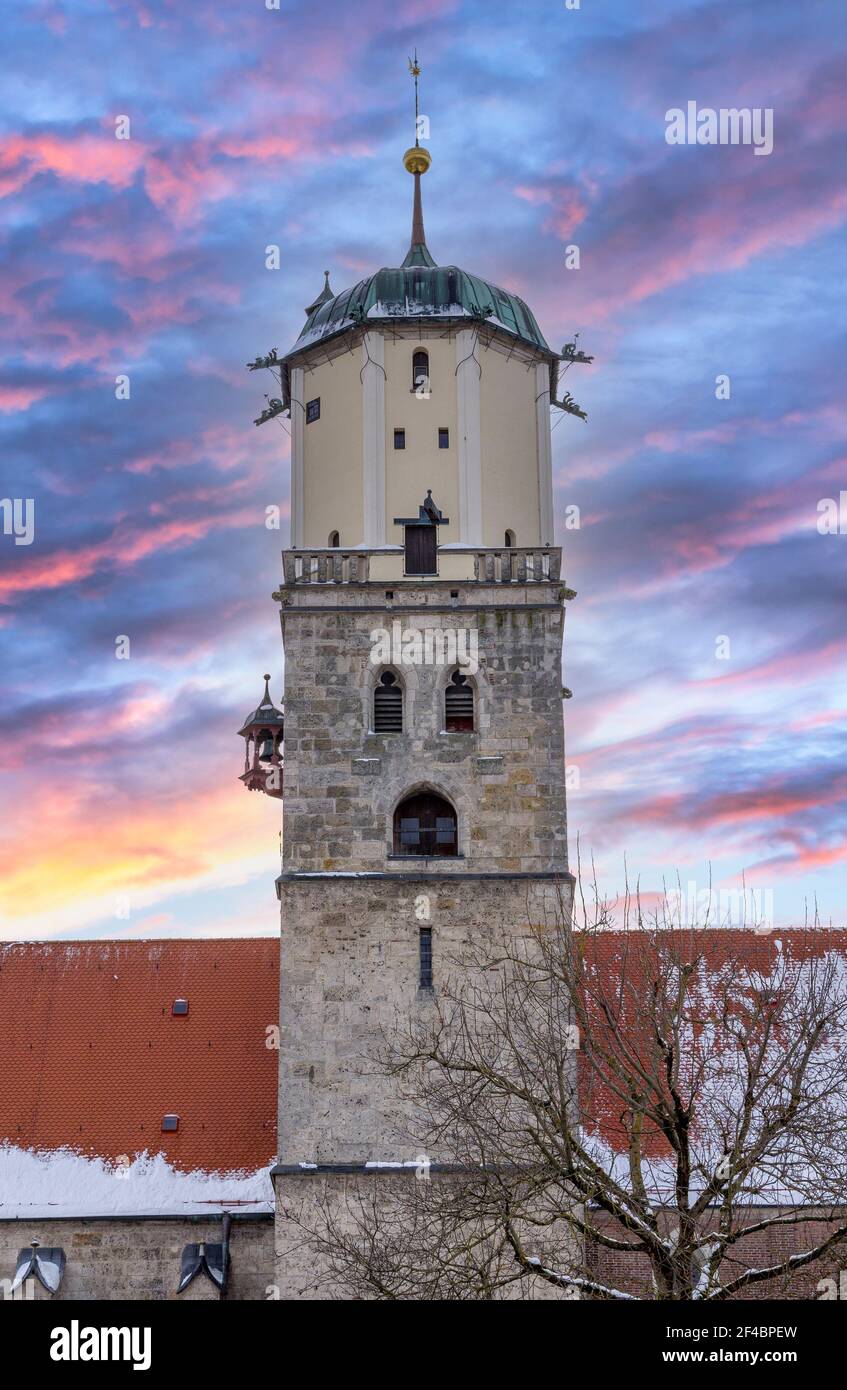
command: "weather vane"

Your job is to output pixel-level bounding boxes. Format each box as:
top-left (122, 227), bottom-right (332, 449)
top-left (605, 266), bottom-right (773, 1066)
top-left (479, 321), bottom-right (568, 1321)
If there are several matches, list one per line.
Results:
top-left (408, 51), bottom-right (421, 145)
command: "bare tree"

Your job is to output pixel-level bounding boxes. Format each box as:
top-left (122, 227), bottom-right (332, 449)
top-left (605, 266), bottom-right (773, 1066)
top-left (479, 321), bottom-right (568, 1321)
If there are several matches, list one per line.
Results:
top-left (291, 876), bottom-right (847, 1300)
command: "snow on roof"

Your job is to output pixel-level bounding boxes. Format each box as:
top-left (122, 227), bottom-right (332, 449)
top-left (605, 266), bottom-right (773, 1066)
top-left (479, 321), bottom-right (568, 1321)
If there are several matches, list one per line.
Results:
top-left (0, 1144), bottom-right (273, 1219)
top-left (580, 928), bottom-right (847, 1195)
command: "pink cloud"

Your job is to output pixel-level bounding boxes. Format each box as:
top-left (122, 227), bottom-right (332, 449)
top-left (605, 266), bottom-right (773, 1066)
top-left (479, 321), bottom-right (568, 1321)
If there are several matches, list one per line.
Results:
top-left (692, 637), bottom-right (847, 692)
top-left (61, 215), bottom-right (180, 280)
top-left (0, 507), bottom-right (259, 604)
top-left (605, 777), bottom-right (847, 865)
top-left (746, 840), bottom-right (847, 881)
top-left (0, 385), bottom-right (50, 412)
top-left (0, 123), bottom-right (342, 229)
top-left (540, 163), bottom-right (847, 325)
top-left (513, 180), bottom-right (589, 239)
top-left (0, 691), bottom-right (172, 772)
top-left (0, 133), bottom-right (144, 198)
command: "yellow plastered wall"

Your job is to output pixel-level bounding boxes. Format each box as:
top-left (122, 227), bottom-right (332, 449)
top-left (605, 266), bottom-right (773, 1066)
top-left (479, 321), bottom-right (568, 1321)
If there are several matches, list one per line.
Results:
top-left (479, 344), bottom-right (541, 547)
top-left (301, 353), bottom-right (364, 547)
top-left (383, 337), bottom-right (460, 547)
top-left (294, 329), bottom-right (546, 550)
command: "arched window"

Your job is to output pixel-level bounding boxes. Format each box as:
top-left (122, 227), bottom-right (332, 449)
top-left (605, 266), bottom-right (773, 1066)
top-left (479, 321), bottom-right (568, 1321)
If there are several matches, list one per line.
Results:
top-left (394, 791), bottom-right (457, 857)
top-left (373, 671), bottom-right (403, 733)
top-left (412, 348), bottom-right (430, 395)
top-left (328, 530), bottom-right (340, 547)
top-left (445, 670), bottom-right (474, 732)
top-left (504, 529), bottom-right (516, 547)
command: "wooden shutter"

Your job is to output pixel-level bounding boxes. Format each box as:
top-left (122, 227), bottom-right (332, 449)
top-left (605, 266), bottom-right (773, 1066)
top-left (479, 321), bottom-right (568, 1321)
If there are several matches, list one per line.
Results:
top-left (405, 524), bottom-right (437, 575)
top-left (400, 818), bottom-right (421, 847)
top-left (435, 817), bottom-right (456, 846)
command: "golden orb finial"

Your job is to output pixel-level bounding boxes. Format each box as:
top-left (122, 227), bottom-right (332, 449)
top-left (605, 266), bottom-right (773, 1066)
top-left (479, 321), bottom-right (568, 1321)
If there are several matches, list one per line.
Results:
top-left (403, 145), bottom-right (431, 175)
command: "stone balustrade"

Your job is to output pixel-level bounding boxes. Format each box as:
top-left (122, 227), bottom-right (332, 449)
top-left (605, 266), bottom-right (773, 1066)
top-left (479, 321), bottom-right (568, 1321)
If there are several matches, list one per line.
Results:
top-left (281, 546), bottom-right (561, 586)
top-left (471, 547), bottom-right (560, 582)
top-left (282, 550), bottom-right (371, 586)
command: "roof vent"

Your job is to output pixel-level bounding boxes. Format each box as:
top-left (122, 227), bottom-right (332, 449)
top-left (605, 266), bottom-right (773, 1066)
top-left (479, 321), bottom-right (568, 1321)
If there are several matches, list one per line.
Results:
top-left (162, 1114), bottom-right (179, 1133)
top-left (172, 999), bottom-right (189, 1016)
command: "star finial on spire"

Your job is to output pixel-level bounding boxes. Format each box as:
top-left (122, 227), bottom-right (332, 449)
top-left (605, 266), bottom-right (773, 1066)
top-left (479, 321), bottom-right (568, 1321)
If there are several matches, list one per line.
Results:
top-left (401, 52), bottom-right (435, 268)
top-left (408, 51), bottom-right (421, 146)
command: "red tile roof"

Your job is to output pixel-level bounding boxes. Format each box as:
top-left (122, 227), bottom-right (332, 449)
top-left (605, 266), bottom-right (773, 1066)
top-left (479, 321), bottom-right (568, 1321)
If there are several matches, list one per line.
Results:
top-left (0, 939), bottom-right (278, 1173)
top-left (6, 929), bottom-right (844, 1177)
top-left (580, 927), bottom-right (847, 1156)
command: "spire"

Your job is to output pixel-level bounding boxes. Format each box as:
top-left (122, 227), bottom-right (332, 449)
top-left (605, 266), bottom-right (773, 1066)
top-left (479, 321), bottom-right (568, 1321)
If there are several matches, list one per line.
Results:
top-left (304, 270), bottom-right (334, 316)
top-left (401, 51), bottom-right (436, 269)
top-left (411, 171), bottom-right (426, 246)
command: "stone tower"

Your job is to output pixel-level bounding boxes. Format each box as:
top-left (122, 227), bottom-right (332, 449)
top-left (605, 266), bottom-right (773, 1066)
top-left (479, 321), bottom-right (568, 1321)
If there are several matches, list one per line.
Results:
top-left (263, 112), bottom-right (583, 1297)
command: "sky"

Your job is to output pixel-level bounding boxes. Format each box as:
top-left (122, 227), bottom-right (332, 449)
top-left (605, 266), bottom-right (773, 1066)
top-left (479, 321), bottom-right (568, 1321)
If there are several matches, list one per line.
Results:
top-left (0, 0), bottom-right (844, 940)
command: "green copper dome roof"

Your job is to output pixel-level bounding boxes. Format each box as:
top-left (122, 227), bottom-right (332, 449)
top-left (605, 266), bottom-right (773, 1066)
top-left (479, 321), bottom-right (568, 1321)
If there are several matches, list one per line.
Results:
top-left (287, 162), bottom-right (553, 359)
top-left (290, 263), bottom-right (551, 357)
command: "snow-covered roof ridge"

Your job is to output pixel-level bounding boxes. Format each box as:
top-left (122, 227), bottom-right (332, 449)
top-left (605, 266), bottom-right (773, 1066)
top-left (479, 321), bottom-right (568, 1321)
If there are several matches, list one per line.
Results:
top-left (0, 1144), bottom-right (274, 1219)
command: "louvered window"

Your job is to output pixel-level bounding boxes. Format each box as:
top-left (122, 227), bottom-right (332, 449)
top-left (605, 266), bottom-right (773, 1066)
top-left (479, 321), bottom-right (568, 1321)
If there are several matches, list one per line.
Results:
top-left (374, 671), bottom-right (403, 733)
top-left (445, 670), bottom-right (474, 731)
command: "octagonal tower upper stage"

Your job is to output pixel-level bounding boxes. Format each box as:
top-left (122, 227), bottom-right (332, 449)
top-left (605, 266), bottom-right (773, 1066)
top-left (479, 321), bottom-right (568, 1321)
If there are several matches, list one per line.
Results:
top-left (278, 149), bottom-right (570, 561)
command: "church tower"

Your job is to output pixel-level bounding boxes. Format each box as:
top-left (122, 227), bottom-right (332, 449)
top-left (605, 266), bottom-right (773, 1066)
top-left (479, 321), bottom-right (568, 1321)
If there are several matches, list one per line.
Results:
top-left (249, 68), bottom-right (588, 1296)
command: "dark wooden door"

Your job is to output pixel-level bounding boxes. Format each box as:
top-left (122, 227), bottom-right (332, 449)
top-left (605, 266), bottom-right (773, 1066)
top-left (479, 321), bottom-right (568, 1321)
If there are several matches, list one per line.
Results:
top-left (404, 524), bottom-right (437, 575)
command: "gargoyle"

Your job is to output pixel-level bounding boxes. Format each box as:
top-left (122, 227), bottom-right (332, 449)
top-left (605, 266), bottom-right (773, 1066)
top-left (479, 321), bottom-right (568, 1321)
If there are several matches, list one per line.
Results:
top-left (561, 341), bottom-right (594, 365)
top-left (247, 349), bottom-right (279, 372)
top-left (554, 391), bottom-right (588, 421)
top-left (254, 397), bottom-right (285, 427)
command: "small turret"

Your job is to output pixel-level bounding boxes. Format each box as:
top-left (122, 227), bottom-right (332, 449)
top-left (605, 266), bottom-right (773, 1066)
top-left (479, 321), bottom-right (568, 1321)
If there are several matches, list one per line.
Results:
top-left (304, 270), bottom-right (334, 316)
top-left (237, 674), bottom-right (283, 798)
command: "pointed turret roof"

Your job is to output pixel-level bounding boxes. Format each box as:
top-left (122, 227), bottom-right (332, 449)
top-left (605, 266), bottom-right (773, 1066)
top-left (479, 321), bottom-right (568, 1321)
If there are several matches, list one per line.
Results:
top-left (304, 270), bottom-right (334, 315)
top-left (237, 675), bottom-right (284, 736)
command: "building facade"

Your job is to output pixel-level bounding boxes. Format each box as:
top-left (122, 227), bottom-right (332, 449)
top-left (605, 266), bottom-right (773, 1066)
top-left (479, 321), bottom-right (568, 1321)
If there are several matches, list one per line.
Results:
top-left (267, 139), bottom-right (578, 1295)
top-left (3, 127), bottom-right (845, 1308)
